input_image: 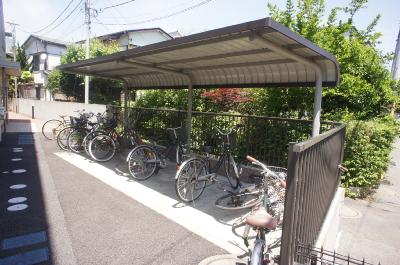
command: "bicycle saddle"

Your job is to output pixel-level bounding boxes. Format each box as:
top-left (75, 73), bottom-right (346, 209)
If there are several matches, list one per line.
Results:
top-left (246, 207), bottom-right (278, 230)
top-left (59, 115), bottom-right (67, 118)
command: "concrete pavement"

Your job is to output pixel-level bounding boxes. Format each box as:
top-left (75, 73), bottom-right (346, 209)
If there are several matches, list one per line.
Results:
top-left (1, 113), bottom-right (228, 265)
top-left (338, 137), bottom-right (400, 265)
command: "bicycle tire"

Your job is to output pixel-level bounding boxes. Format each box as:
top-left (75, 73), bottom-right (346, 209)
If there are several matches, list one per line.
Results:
top-left (57, 126), bottom-right (74, 151)
top-left (224, 155), bottom-right (240, 189)
top-left (175, 158), bottom-right (207, 202)
top-left (250, 240), bottom-right (264, 265)
top-left (68, 128), bottom-right (89, 153)
top-left (42, 119), bottom-right (63, 140)
top-left (88, 134), bottom-right (116, 162)
top-left (127, 145), bottom-right (158, 180)
top-left (82, 130), bottom-right (107, 156)
top-left (215, 191), bottom-right (262, 210)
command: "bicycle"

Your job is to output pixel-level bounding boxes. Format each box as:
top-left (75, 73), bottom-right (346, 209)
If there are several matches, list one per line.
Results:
top-left (56, 112), bottom-right (93, 151)
top-left (42, 115), bottom-right (71, 140)
top-left (126, 126), bottom-right (187, 180)
top-left (68, 112), bottom-right (110, 154)
top-left (215, 163), bottom-right (286, 211)
top-left (240, 155), bottom-right (286, 265)
top-left (174, 124), bottom-right (242, 203)
top-left (87, 124), bottom-right (141, 162)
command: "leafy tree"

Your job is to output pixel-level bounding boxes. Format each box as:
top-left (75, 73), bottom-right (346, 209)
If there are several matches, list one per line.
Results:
top-left (201, 88), bottom-right (252, 112)
top-left (56, 39), bottom-right (123, 103)
top-left (259, 0), bottom-right (397, 120)
top-left (16, 43), bottom-right (31, 71)
top-left (46, 69), bottom-right (61, 95)
top-left (19, 71), bottom-right (33, 83)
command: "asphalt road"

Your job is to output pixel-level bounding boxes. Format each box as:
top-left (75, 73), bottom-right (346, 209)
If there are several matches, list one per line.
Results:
top-left (0, 125), bottom-right (226, 265)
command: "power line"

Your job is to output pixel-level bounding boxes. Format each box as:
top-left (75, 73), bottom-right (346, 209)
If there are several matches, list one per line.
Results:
top-left (99, 0), bottom-right (135, 12)
top-left (95, 0), bottom-right (214, 26)
top-left (40, 0), bottom-right (84, 36)
top-left (32, 0), bottom-right (76, 33)
top-left (99, 0), bottom-right (198, 21)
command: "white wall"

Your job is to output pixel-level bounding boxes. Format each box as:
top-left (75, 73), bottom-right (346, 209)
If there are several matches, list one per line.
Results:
top-left (47, 54), bottom-right (61, 70)
top-left (46, 44), bottom-right (67, 56)
top-left (16, 99), bottom-right (107, 122)
top-left (129, 30), bottom-right (170, 46)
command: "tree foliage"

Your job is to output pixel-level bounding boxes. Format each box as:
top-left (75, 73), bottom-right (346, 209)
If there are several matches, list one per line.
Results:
top-left (263, 0), bottom-right (397, 120)
top-left (16, 43), bottom-right (31, 71)
top-left (54, 39), bottom-right (123, 103)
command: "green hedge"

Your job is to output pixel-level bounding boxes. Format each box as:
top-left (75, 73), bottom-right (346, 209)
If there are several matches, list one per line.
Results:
top-left (341, 116), bottom-right (400, 197)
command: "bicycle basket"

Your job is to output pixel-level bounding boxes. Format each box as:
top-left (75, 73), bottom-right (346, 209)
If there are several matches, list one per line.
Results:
top-left (212, 130), bottom-right (237, 150)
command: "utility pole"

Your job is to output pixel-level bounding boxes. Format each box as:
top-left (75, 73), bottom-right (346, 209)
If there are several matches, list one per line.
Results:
top-left (392, 26), bottom-right (400, 81)
top-left (84, 0), bottom-right (91, 104)
top-left (6, 22), bottom-right (18, 100)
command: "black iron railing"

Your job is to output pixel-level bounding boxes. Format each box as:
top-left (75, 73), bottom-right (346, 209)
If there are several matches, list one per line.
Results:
top-left (295, 243), bottom-right (379, 265)
top-left (280, 124), bottom-right (346, 265)
top-left (108, 106), bottom-right (338, 167)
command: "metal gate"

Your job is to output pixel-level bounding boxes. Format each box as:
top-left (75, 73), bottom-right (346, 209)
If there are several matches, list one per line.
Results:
top-left (280, 124), bottom-right (346, 265)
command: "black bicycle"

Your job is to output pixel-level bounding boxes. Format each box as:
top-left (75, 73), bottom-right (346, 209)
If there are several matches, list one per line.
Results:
top-left (174, 124), bottom-right (242, 203)
top-left (126, 126), bottom-right (186, 180)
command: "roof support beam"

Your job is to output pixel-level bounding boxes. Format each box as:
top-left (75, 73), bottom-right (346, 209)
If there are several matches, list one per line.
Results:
top-left (119, 59), bottom-right (190, 81)
top-left (156, 48), bottom-right (273, 66)
top-left (252, 34), bottom-right (323, 136)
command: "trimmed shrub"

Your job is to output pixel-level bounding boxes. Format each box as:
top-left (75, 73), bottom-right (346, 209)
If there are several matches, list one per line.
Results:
top-left (341, 116), bottom-right (399, 197)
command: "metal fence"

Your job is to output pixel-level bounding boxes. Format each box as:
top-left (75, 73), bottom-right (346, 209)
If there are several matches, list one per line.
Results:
top-left (280, 124), bottom-right (346, 265)
top-left (108, 106), bottom-right (338, 167)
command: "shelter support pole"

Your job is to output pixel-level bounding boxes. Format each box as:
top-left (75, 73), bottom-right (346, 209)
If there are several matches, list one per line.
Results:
top-left (312, 72), bottom-right (322, 137)
top-left (123, 82), bottom-right (129, 131)
top-left (186, 82), bottom-right (193, 148)
top-left (252, 34), bottom-right (324, 137)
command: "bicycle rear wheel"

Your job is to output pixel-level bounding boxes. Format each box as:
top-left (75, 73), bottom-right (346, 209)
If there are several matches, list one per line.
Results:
top-left (57, 126), bottom-right (74, 151)
top-left (215, 191), bottom-right (262, 210)
top-left (83, 130), bottom-right (106, 156)
top-left (42, 119), bottom-right (63, 140)
top-left (224, 155), bottom-right (240, 189)
top-left (127, 145), bottom-right (158, 180)
top-left (88, 134), bottom-right (116, 162)
top-left (175, 158), bottom-right (207, 202)
top-left (68, 128), bottom-right (89, 153)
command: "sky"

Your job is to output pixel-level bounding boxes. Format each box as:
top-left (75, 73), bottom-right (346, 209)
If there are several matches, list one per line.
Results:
top-left (3, 0), bottom-right (400, 57)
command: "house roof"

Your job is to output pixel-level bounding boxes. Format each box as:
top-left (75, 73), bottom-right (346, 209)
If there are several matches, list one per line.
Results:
top-left (76, 28), bottom-right (173, 44)
top-left (58, 17), bottom-right (340, 89)
top-left (22, 35), bottom-right (70, 49)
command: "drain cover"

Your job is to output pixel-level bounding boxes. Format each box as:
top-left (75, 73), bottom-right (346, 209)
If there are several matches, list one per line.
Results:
top-left (199, 254), bottom-right (246, 265)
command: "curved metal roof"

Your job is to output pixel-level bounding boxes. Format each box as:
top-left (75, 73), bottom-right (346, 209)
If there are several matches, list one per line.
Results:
top-left (58, 17), bottom-right (340, 89)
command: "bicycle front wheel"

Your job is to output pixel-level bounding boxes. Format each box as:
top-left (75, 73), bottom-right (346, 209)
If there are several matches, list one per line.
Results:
top-left (88, 135), bottom-right (116, 162)
top-left (175, 158), bottom-right (207, 202)
top-left (224, 155), bottom-right (240, 189)
top-left (249, 240), bottom-right (264, 265)
top-left (42, 119), bottom-right (63, 140)
top-left (215, 191), bottom-right (262, 210)
top-left (127, 145), bottom-right (158, 180)
top-left (68, 128), bottom-right (89, 153)
top-left (57, 126), bottom-right (74, 151)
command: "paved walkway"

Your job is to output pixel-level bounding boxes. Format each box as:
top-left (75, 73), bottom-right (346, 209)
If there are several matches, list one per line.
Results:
top-left (1, 113), bottom-right (232, 265)
top-left (338, 137), bottom-right (400, 265)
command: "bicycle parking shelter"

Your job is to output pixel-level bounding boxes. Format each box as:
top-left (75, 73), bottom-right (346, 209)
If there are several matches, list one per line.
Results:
top-left (58, 17), bottom-right (340, 144)
top-left (58, 17), bottom-right (344, 265)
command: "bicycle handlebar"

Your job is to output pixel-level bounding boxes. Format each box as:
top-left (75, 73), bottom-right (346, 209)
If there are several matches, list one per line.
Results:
top-left (246, 155), bottom-right (286, 188)
top-left (215, 124), bottom-right (243, 136)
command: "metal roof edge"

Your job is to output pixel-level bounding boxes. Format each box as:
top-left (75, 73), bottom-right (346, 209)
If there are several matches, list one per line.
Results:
top-left (265, 18), bottom-right (340, 86)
